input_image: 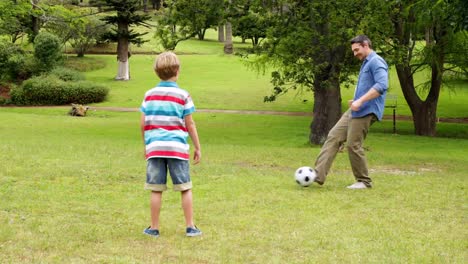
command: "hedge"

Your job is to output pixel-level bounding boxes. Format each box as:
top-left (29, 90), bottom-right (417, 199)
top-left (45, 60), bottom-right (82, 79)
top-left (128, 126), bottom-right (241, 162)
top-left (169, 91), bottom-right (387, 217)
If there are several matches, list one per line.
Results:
top-left (11, 75), bottom-right (108, 105)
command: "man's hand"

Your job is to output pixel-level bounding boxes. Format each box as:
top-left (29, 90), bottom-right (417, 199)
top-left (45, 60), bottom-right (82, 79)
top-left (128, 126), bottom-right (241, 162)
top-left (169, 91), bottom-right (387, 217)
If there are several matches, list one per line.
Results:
top-left (350, 100), bottom-right (363, 111)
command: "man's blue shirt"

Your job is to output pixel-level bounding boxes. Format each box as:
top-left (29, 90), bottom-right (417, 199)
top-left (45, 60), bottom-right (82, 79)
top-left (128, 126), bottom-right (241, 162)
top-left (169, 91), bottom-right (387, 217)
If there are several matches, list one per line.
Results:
top-left (352, 51), bottom-right (389, 120)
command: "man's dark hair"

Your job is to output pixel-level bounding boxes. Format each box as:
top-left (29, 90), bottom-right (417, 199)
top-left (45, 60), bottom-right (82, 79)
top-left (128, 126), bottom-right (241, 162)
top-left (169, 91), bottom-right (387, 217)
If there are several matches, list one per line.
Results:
top-left (350, 35), bottom-right (372, 49)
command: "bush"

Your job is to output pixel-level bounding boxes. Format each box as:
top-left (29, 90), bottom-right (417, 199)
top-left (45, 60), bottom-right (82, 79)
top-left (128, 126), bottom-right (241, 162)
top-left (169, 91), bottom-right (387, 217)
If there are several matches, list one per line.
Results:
top-left (50, 67), bottom-right (85, 81)
top-left (34, 32), bottom-right (62, 71)
top-left (11, 75), bottom-right (108, 105)
top-left (0, 41), bottom-right (33, 82)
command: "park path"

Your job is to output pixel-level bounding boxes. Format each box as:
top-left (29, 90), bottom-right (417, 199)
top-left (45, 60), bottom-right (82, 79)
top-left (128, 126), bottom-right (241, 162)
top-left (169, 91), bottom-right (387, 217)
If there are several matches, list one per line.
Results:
top-left (2, 105), bottom-right (467, 123)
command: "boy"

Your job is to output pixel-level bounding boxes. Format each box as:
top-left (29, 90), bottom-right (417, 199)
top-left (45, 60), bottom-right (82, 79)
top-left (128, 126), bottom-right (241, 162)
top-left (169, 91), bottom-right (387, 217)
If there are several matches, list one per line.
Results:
top-left (141, 51), bottom-right (202, 237)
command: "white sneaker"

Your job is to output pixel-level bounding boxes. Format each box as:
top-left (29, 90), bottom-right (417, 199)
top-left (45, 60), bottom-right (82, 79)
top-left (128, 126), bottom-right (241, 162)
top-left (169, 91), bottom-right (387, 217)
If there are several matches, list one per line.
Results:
top-left (346, 182), bottom-right (369, 189)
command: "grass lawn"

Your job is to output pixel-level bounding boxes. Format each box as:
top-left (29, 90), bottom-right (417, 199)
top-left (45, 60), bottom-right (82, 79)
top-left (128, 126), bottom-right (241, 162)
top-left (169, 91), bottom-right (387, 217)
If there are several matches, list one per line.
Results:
top-left (1, 28), bottom-right (467, 263)
top-left (0, 108), bottom-right (467, 263)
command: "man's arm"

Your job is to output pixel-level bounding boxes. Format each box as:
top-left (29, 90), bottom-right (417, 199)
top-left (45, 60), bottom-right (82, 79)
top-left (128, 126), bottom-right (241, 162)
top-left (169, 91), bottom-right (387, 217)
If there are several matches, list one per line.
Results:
top-left (350, 88), bottom-right (381, 111)
top-left (351, 60), bottom-right (388, 111)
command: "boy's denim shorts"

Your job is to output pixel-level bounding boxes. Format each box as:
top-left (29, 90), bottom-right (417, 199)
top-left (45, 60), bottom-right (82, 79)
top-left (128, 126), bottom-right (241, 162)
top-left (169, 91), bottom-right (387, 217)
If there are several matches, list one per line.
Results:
top-left (144, 158), bottom-right (192, 192)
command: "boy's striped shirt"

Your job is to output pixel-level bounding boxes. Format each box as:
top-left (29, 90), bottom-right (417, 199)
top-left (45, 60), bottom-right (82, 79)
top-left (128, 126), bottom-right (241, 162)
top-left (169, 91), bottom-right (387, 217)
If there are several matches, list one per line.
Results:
top-left (141, 81), bottom-right (195, 160)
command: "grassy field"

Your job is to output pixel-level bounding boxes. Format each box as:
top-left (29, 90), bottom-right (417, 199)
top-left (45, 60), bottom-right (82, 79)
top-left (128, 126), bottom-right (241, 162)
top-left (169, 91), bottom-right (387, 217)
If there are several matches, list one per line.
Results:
top-left (0, 107), bottom-right (466, 263)
top-left (1, 30), bottom-right (467, 263)
top-left (70, 27), bottom-right (468, 119)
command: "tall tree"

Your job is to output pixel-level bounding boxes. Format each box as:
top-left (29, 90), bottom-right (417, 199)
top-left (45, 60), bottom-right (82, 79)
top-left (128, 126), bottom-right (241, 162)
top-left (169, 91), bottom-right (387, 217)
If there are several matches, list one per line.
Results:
top-left (93, 0), bottom-right (151, 80)
top-left (0, 0), bottom-right (31, 43)
top-left (246, 0), bottom-right (364, 144)
top-left (365, 0), bottom-right (468, 136)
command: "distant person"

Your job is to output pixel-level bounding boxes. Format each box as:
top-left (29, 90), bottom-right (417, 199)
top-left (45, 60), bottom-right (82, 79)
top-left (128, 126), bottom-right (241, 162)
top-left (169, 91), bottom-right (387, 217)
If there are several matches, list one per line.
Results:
top-left (140, 51), bottom-right (202, 237)
top-left (313, 35), bottom-right (389, 189)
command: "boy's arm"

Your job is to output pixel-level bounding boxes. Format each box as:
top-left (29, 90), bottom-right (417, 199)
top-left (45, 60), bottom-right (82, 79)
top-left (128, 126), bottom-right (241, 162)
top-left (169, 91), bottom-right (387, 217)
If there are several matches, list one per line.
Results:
top-left (140, 113), bottom-right (146, 159)
top-left (184, 114), bottom-right (201, 164)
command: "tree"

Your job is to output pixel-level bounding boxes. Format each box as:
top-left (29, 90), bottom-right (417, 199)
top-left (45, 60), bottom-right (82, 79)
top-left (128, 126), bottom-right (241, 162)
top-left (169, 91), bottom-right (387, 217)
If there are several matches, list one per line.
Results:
top-left (246, 0), bottom-right (364, 144)
top-left (154, 2), bottom-right (196, 50)
top-left (365, 0), bottom-right (468, 136)
top-left (228, 0), bottom-right (269, 47)
top-left (93, 0), bottom-right (151, 80)
top-left (68, 12), bottom-right (109, 57)
top-left (0, 0), bottom-right (34, 43)
top-left (34, 31), bottom-right (62, 71)
top-left (168, 0), bottom-right (224, 41)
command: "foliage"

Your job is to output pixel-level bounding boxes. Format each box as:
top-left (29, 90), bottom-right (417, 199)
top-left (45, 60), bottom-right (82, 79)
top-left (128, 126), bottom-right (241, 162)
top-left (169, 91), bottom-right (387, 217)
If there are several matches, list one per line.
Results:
top-left (50, 67), bottom-right (86, 81)
top-left (363, 0), bottom-right (468, 136)
top-left (173, 0), bottom-right (224, 41)
top-left (0, 0), bottom-right (31, 43)
top-left (33, 32), bottom-right (63, 71)
top-left (228, 0), bottom-right (272, 47)
top-left (155, 0), bottom-right (224, 47)
top-left (11, 75), bottom-right (108, 105)
top-left (242, 0), bottom-right (366, 144)
top-left (0, 41), bottom-right (32, 82)
top-left (154, 7), bottom-right (196, 50)
top-left (232, 11), bottom-right (269, 47)
top-left (94, 0), bottom-right (152, 46)
top-left (42, 5), bottom-right (109, 57)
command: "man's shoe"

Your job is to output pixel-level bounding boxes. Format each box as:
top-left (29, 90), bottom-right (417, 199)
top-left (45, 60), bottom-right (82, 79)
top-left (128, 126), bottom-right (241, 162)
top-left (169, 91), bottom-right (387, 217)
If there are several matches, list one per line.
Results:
top-left (143, 226), bottom-right (160, 237)
top-left (186, 226), bottom-right (202, 237)
top-left (314, 178), bottom-right (324, 185)
top-left (346, 182), bottom-right (370, 189)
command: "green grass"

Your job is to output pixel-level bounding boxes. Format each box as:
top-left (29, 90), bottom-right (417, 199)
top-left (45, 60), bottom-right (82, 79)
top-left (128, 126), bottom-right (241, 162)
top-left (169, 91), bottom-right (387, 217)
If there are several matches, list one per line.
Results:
top-left (0, 108), bottom-right (466, 263)
top-left (80, 53), bottom-right (468, 119)
top-left (74, 27), bottom-right (468, 119)
top-left (1, 27), bottom-right (467, 263)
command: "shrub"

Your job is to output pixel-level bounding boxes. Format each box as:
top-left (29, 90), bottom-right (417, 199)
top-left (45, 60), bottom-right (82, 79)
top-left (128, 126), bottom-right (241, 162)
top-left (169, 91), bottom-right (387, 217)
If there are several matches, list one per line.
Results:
top-left (33, 32), bottom-right (62, 71)
top-left (0, 41), bottom-right (33, 82)
top-left (50, 67), bottom-right (85, 82)
top-left (11, 75), bottom-right (108, 105)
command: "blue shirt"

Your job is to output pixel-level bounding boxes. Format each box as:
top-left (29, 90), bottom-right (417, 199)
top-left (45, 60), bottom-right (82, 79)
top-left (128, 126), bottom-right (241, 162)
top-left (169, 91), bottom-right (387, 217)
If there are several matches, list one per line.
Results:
top-left (352, 51), bottom-right (389, 120)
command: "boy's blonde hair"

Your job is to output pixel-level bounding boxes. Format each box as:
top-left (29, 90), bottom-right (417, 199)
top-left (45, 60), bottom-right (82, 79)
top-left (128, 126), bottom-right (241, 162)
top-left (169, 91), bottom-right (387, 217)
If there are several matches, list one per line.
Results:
top-left (154, 51), bottom-right (180, 80)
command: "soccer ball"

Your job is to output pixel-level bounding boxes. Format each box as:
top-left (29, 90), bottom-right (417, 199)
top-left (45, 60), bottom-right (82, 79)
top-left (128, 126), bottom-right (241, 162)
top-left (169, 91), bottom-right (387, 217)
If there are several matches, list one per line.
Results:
top-left (295, 166), bottom-right (317, 187)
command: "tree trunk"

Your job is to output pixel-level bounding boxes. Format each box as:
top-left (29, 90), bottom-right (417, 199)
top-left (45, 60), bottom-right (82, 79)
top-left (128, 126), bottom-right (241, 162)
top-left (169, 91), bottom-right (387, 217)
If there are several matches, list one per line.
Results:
top-left (218, 24), bottom-right (225, 42)
top-left (309, 74), bottom-right (342, 145)
top-left (224, 22), bottom-right (233, 54)
top-left (115, 21), bottom-right (130, 81)
top-left (31, 0), bottom-right (40, 42)
top-left (395, 63), bottom-right (440, 136)
top-left (391, 3), bottom-right (443, 137)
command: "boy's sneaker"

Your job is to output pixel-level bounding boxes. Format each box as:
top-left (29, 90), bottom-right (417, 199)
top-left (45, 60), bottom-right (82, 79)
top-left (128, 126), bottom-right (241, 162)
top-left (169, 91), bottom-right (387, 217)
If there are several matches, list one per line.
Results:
top-left (143, 226), bottom-right (160, 238)
top-left (186, 226), bottom-right (202, 237)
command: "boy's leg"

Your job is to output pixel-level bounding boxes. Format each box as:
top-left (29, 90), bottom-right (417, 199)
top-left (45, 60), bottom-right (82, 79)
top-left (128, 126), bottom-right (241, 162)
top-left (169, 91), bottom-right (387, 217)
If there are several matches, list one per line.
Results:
top-left (346, 114), bottom-right (375, 187)
top-left (181, 189), bottom-right (194, 227)
top-left (150, 191), bottom-right (163, 230)
top-left (314, 110), bottom-right (351, 184)
top-left (167, 159), bottom-right (197, 228)
top-left (144, 158), bottom-right (168, 232)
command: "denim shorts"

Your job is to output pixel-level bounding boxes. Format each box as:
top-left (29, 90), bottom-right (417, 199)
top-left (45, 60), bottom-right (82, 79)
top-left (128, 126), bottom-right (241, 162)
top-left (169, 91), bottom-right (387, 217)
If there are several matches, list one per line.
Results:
top-left (144, 158), bottom-right (192, 192)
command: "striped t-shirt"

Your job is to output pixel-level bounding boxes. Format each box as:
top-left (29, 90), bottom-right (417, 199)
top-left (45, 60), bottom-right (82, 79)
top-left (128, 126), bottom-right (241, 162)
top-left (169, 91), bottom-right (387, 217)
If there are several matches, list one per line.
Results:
top-left (140, 81), bottom-right (195, 160)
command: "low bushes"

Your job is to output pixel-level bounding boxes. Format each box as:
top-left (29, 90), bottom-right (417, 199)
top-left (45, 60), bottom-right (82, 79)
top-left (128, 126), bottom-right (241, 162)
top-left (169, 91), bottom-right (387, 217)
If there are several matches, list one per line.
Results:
top-left (11, 75), bottom-right (108, 105)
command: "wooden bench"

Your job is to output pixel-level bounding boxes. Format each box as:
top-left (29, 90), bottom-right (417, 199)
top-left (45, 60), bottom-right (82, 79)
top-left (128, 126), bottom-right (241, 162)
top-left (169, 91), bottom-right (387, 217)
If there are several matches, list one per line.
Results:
top-left (385, 94), bottom-right (398, 134)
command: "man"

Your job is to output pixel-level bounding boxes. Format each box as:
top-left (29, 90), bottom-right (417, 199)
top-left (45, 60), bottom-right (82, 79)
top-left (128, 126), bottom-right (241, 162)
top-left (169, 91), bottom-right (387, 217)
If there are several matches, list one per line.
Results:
top-left (313, 35), bottom-right (389, 189)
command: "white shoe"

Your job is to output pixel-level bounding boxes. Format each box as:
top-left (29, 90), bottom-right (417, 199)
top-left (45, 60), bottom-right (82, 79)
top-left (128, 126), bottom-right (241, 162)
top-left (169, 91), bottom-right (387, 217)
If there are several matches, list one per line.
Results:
top-left (346, 182), bottom-right (369, 189)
